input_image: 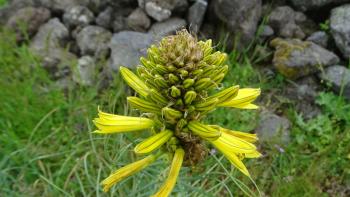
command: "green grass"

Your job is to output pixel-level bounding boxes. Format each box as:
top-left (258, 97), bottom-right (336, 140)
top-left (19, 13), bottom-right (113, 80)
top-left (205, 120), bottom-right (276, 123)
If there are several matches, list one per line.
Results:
top-left (1, 26), bottom-right (350, 197)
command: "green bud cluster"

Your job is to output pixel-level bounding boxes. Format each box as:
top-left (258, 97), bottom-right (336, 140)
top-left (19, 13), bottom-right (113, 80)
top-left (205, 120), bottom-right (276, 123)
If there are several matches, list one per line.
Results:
top-left (131, 30), bottom-right (229, 165)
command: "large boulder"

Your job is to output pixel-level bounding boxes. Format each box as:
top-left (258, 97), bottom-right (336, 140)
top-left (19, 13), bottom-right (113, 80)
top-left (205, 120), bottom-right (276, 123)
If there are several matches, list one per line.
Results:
top-left (290, 0), bottom-right (350, 11)
top-left (109, 31), bottom-right (154, 70)
top-left (141, 0), bottom-right (188, 21)
top-left (76, 25), bottom-right (112, 58)
top-left (95, 6), bottom-right (113, 29)
top-left (73, 56), bottom-right (96, 86)
top-left (0, 0), bottom-right (35, 25)
top-left (187, 0), bottom-right (207, 33)
top-left (256, 110), bottom-right (291, 144)
top-left (6, 7), bottom-right (51, 41)
top-left (284, 76), bottom-right (321, 119)
top-left (30, 18), bottom-right (69, 51)
top-left (270, 38), bottom-right (339, 79)
top-left (212, 0), bottom-right (262, 49)
top-left (62, 5), bottom-right (94, 29)
top-left (149, 17), bottom-right (186, 41)
top-left (306, 31), bottom-right (329, 48)
top-left (330, 4), bottom-right (350, 59)
top-left (127, 8), bottom-right (151, 32)
top-left (35, 0), bottom-right (90, 12)
top-left (319, 65), bottom-right (350, 100)
top-left (268, 6), bottom-right (306, 39)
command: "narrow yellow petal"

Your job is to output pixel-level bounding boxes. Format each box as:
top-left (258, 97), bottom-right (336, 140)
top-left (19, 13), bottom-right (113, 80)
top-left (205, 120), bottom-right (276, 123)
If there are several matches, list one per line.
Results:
top-left (93, 109), bottom-right (154, 133)
top-left (134, 130), bottom-right (173, 154)
top-left (233, 103), bottom-right (259, 109)
top-left (219, 88), bottom-right (260, 108)
top-left (227, 153), bottom-right (250, 177)
top-left (208, 85), bottom-right (239, 104)
top-left (102, 154), bottom-right (156, 192)
top-left (221, 128), bottom-right (258, 143)
top-left (120, 66), bottom-right (150, 97)
top-left (127, 97), bottom-right (162, 114)
top-left (212, 139), bottom-right (251, 177)
top-left (244, 150), bottom-right (262, 158)
top-left (211, 132), bottom-right (257, 154)
top-left (152, 148), bottom-right (184, 197)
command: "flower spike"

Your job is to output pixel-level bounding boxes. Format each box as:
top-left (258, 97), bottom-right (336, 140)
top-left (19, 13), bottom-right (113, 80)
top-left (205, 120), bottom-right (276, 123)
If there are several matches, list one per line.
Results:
top-left (92, 30), bottom-right (261, 194)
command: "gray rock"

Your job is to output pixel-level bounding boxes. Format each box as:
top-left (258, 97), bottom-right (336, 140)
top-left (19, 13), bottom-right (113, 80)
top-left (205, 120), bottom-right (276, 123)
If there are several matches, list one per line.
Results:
top-left (141, 0), bottom-right (188, 13)
top-left (95, 6), bottom-right (113, 29)
top-left (109, 31), bottom-right (154, 70)
top-left (63, 5), bottom-right (94, 29)
top-left (268, 6), bottom-right (306, 39)
top-left (319, 65), bottom-right (350, 99)
top-left (212, 0), bottom-right (262, 49)
top-left (145, 1), bottom-right (171, 22)
top-left (0, 0), bottom-right (35, 25)
top-left (112, 15), bottom-right (128, 32)
top-left (306, 31), bottom-right (329, 48)
top-left (30, 18), bottom-right (69, 51)
top-left (36, 0), bottom-right (90, 12)
top-left (187, 0), bottom-right (207, 33)
top-left (127, 8), bottom-right (151, 32)
top-left (73, 56), bottom-right (96, 86)
top-left (40, 48), bottom-right (77, 80)
top-left (6, 7), bottom-right (51, 41)
top-left (149, 18), bottom-right (186, 41)
top-left (290, 0), bottom-right (350, 11)
top-left (256, 110), bottom-right (291, 144)
top-left (76, 25), bottom-right (112, 58)
top-left (330, 4), bottom-right (350, 59)
top-left (270, 38), bottom-right (339, 79)
top-left (284, 76), bottom-right (321, 119)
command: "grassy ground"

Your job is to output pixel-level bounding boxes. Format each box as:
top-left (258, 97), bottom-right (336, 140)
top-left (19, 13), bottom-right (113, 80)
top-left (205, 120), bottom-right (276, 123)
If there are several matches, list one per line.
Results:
top-left (0, 25), bottom-right (350, 197)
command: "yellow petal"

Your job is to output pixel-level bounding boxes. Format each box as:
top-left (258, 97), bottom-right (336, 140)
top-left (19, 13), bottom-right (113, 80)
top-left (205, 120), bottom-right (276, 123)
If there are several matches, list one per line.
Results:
top-left (221, 128), bottom-right (258, 143)
top-left (212, 140), bottom-right (251, 177)
top-left (134, 130), bottom-right (173, 154)
top-left (211, 132), bottom-right (257, 154)
top-left (93, 109), bottom-right (154, 134)
top-left (219, 88), bottom-right (260, 108)
top-left (120, 66), bottom-right (150, 97)
top-left (208, 85), bottom-right (239, 104)
top-left (244, 150), bottom-right (262, 158)
top-left (102, 154), bottom-right (156, 192)
top-left (127, 97), bottom-right (161, 114)
top-left (152, 148), bottom-right (184, 197)
top-left (233, 103), bottom-right (259, 109)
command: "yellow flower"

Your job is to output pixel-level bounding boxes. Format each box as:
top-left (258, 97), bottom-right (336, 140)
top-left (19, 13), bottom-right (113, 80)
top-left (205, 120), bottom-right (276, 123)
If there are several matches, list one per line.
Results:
top-left (92, 30), bottom-right (261, 196)
top-left (134, 130), bottom-right (173, 154)
top-left (151, 148), bottom-right (184, 197)
top-left (101, 154), bottom-right (157, 192)
top-left (218, 88), bottom-right (261, 109)
top-left (210, 131), bottom-right (260, 177)
top-left (93, 108), bottom-right (154, 133)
